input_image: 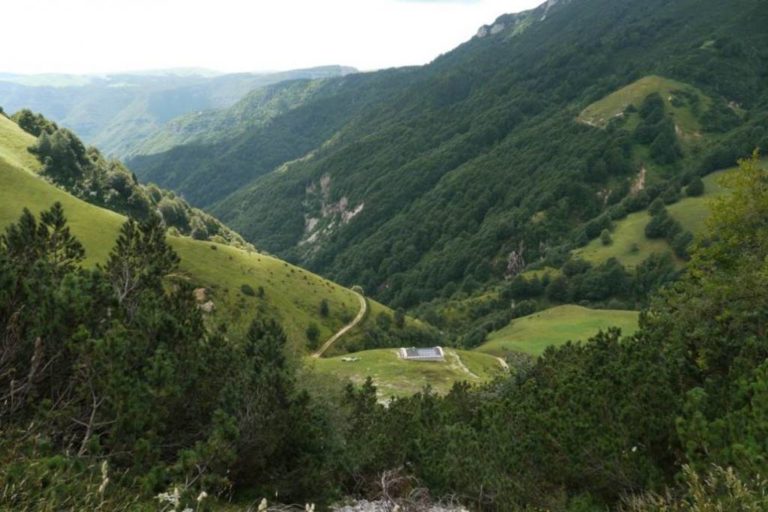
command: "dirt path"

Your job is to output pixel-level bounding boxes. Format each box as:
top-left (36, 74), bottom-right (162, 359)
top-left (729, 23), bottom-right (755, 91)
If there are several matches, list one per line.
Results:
top-left (312, 292), bottom-right (367, 358)
top-left (448, 350), bottom-right (479, 380)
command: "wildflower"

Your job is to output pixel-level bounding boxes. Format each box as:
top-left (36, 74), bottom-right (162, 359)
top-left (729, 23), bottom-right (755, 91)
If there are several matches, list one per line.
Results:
top-left (156, 487), bottom-right (181, 508)
top-left (197, 491), bottom-right (208, 502)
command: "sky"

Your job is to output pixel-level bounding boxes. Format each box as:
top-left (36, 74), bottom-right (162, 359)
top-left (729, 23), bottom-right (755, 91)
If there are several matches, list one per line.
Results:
top-left (1, 0), bottom-right (542, 75)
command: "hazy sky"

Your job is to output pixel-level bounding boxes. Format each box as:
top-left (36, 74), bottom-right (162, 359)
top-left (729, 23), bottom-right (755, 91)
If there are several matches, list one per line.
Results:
top-left (1, 0), bottom-right (542, 75)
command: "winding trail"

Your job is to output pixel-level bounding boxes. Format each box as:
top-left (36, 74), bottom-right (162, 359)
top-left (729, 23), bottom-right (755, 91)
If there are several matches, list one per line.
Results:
top-left (448, 350), bottom-right (479, 380)
top-left (312, 291), bottom-right (367, 358)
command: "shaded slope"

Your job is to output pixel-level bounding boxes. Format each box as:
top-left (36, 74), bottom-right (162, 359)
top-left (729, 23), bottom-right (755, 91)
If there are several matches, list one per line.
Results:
top-left (125, 0), bottom-right (768, 310)
top-left (129, 69), bottom-right (418, 206)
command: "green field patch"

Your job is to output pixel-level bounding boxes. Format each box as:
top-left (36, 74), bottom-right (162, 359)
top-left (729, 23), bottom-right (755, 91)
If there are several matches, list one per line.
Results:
top-left (573, 171), bottom-right (727, 267)
top-left (0, 115), bottom-right (43, 174)
top-left (578, 75), bottom-right (710, 134)
top-left (477, 304), bottom-right (639, 357)
top-left (311, 348), bottom-right (505, 399)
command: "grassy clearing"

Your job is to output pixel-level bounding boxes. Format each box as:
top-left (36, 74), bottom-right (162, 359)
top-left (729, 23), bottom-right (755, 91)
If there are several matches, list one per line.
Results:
top-left (0, 115), bottom-right (41, 172)
top-left (477, 305), bottom-right (639, 357)
top-left (310, 348), bottom-right (505, 399)
top-left (0, 116), bottom-right (365, 350)
top-left (578, 75), bottom-right (709, 132)
top-left (573, 171), bottom-right (727, 267)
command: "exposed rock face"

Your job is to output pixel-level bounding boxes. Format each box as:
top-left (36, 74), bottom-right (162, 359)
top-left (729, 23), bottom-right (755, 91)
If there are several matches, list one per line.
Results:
top-left (630, 166), bottom-right (647, 195)
top-left (541, 0), bottom-right (564, 20)
top-left (475, 0), bottom-right (575, 38)
top-left (490, 22), bottom-right (506, 35)
top-left (300, 174), bottom-right (364, 249)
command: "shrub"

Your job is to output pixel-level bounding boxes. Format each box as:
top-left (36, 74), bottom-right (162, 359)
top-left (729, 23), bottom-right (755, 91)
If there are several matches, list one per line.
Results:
top-left (672, 231), bottom-right (694, 259)
top-left (241, 284), bottom-right (256, 296)
top-left (306, 322), bottom-right (321, 349)
top-left (600, 229), bottom-right (613, 246)
top-left (686, 176), bottom-right (705, 196)
top-left (648, 198), bottom-right (666, 216)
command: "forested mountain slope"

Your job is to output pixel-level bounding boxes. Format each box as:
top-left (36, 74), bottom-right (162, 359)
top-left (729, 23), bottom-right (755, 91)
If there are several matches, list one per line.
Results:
top-left (129, 68), bottom-right (421, 206)
top-left (127, 0), bottom-right (768, 310)
top-left (0, 113), bottom-right (366, 348)
top-left (0, 66), bottom-right (355, 157)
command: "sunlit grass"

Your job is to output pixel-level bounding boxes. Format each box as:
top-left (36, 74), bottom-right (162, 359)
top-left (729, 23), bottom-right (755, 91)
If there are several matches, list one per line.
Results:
top-left (478, 304), bottom-right (639, 357)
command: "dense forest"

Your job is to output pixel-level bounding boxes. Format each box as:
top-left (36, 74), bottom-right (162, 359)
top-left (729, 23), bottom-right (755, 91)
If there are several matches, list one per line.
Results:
top-left (128, 0), bottom-right (768, 315)
top-left (3, 155), bottom-right (768, 510)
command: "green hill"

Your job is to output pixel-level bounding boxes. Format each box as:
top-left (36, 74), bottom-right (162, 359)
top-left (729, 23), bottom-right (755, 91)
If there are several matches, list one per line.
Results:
top-left (0, 114), bottom-right (363, 349)
top-left (125, 0), bottom-right (768, 313)
top-left (478, 304), bottom-right (640, 357)
top-left (577, 75), bottom-right (711, 131)
top-left (310, 347), bottom-right (506, 399)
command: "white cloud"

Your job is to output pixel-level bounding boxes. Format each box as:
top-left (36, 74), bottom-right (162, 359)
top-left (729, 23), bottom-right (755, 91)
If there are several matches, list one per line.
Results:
top-left (0, 0), bottom-right (542, 74)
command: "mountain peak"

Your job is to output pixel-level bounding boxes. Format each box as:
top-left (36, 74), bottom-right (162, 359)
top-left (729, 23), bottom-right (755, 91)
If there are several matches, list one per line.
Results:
top-left (475, 0), bottom-right (573, 39)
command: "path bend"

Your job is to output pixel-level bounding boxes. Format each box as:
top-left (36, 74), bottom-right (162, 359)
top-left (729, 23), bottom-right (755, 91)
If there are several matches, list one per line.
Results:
top-left (312, 291), bottom-right (367, 358)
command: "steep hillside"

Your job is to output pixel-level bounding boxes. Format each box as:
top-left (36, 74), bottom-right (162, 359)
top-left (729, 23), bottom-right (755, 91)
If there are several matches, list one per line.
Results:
top-left (129, 69), bottom-right (418, 206)
top-left (577, 75), bottom-right (711, 130)
top-left (0, 113), bottom-right (364, 349)
top-left (0, 66), bottom-right (355, 157)
top-left (573, 169), bottom-right (727, 267)
top-left (130, 78), bottom-right (342, 157)
top-left (126, 0), bottom-right (768, 311)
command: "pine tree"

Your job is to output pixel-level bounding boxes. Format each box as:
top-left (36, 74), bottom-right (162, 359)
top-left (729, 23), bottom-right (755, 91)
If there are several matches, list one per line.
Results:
top-left (104, 214), bottom-right (179, 317)
top-left (39, 202), bottom-right (85, 275)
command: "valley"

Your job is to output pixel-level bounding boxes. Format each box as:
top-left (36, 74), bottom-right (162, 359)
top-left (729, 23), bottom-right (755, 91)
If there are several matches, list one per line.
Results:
top-left (2, 0), bottom-right (768, 508)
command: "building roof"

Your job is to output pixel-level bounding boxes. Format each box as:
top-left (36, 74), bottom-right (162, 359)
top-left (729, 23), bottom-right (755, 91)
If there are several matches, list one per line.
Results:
top-left (400, 347), bottom-right (444, 360)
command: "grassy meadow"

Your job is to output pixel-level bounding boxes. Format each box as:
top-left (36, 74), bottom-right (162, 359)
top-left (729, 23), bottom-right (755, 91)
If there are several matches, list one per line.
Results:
top-left (578, 75), bottom-right (710, 133)
top-left (573, 171), bottom-right (727, 267)
top-left (310, 348), bottom-right (506, 398)
top-left (478, 305), bottom-right (640, 357)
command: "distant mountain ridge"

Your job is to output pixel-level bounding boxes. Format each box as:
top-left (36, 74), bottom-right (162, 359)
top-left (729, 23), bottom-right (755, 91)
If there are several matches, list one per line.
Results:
top-left (0, 66), bottom-right (356, 157)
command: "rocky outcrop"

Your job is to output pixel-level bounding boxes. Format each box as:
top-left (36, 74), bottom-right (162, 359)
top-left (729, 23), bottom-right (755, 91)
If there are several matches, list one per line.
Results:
top-left (475, 0), bottom-right (574, 38)
top-left (300, 174), bottom-right (365, 249)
